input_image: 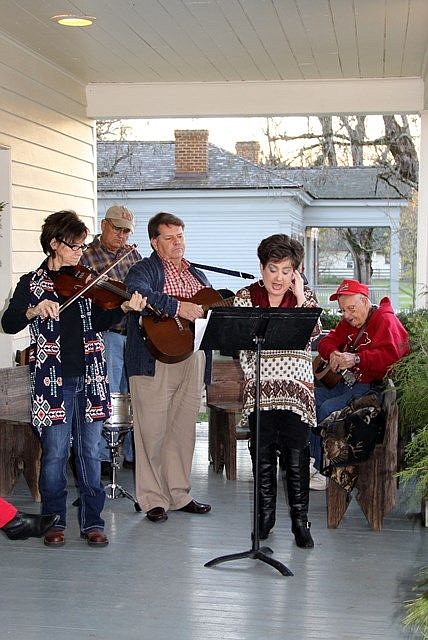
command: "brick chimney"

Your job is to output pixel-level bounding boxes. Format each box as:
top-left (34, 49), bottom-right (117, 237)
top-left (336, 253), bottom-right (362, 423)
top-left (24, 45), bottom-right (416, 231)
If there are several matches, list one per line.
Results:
top-left (235, 141), bottom-right (260, 164)
top-left (174, 129), bottom-right (209, 177)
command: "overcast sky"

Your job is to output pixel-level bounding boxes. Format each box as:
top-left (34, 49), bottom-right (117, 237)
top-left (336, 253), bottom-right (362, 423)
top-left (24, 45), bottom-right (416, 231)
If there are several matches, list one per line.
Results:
top-left (122, 116), bottom-right (275, 153)
top-left (108, 115), bottom-right (420, 164)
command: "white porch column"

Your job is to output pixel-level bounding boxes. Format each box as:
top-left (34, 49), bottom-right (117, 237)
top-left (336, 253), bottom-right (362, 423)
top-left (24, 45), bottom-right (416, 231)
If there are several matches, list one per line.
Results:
top-left (304, 227), bottom-right (317, 288)
top-left (390, 220), bottom-right (400, 310)
top-left (417, 111), bottom-right (428, 308)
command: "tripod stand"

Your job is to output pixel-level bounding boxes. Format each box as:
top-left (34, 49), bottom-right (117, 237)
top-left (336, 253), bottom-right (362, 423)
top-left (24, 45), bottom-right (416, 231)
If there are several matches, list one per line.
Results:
top-left (102, 423), bottom-right (141, 512)
top-left (101, 392), bottom-right (141, 512)
top-left (201, 306), bottom-right (321, 576)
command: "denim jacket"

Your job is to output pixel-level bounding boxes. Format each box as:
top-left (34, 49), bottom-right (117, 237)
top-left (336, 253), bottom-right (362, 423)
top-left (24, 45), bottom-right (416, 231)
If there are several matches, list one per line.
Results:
top-left (124, 251), bottom-right (212, 382)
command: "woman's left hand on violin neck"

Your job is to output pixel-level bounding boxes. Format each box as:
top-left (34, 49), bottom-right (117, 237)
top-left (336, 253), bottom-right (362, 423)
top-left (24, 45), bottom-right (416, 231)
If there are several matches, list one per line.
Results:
top-left (121, 291), bottom-right (147, 314)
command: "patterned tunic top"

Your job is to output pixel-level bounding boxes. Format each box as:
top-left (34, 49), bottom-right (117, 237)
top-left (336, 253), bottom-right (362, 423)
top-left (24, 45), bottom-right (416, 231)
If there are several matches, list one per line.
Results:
top-left (234, 283), bottom-right (321, 428)
top-left (1, 261), bottom-right (125, 434)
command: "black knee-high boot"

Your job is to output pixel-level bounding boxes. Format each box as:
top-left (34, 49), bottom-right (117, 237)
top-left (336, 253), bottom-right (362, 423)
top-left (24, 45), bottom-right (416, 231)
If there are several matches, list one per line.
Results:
top-left (250, 442), bottom-right (277, 540)
top-left (284, 445), bottom-right (314, 548)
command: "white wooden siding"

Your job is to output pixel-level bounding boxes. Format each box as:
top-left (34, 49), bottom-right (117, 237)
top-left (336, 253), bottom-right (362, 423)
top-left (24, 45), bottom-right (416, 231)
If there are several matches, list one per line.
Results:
top-left (0, 34), bottom-right (97, 367)
top-left (98, 191), bottom-right (305, 294)
top-left (98, 189), bottom-right (403, 303)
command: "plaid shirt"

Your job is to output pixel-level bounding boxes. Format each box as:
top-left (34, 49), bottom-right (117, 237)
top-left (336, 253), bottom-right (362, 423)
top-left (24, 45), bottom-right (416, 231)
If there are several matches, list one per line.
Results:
top-left (162, 257), bottom-right (204, 300)
top-left (81, 235), bottom-right (142, 330)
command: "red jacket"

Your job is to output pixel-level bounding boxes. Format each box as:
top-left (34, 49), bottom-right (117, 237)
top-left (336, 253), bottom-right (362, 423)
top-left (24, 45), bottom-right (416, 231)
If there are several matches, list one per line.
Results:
top-left (0, 497), bottom-right (17, 528)
top-left (318, 297), bottom-right (409, 383)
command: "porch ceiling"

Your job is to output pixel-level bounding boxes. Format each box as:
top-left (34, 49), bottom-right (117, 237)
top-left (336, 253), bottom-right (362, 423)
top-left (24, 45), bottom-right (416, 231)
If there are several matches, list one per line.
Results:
top-left (2, 0), bottom-right (428, 86)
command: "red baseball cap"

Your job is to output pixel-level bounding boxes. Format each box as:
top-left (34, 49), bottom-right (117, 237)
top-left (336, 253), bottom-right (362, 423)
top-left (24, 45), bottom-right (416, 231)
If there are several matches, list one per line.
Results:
top-left (329, 279), bottom-right (369, 301)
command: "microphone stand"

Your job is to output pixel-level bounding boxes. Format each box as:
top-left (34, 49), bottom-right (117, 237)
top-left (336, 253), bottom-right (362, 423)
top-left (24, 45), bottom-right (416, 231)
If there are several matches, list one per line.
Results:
top-left (191, 262), bottom-right (254, 280)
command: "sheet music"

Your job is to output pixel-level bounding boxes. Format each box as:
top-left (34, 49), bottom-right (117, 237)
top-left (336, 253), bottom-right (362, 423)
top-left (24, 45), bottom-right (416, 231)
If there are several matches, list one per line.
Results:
top-left (194, 310), bottom-right (212, 352)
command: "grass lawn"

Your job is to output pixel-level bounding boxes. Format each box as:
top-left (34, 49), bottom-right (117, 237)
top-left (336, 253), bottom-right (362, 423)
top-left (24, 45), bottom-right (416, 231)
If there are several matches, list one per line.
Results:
top-left (398, 282), bottom-right (414, 309)
top-left (318, 277), bottom-right (415, 310)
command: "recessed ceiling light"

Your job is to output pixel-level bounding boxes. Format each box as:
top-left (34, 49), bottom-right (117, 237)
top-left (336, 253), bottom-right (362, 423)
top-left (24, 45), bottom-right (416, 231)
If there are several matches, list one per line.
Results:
top-left (51, 14), bottom-right (95, 27)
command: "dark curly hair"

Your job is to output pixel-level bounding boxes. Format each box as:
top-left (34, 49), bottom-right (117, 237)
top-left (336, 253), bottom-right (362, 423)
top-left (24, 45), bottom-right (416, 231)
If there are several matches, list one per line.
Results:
top-left (40, 210), bottom-right (88, 255)
top-left (257, 234), bottom-right (304, 269)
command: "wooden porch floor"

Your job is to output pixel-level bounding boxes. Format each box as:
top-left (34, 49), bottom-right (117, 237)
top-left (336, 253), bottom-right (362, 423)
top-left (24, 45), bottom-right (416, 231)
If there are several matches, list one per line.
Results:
top-left (1, 423), bottom-right (426, 640)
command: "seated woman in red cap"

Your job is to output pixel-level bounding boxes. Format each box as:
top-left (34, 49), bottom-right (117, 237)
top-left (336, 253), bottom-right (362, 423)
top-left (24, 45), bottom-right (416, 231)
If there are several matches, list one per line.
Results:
top-left (315, 278), bottom-right (409, 430)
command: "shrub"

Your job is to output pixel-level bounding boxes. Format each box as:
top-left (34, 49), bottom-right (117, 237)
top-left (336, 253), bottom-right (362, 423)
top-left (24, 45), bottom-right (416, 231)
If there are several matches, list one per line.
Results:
top-left (391, 310), bottom-right (428, 439)
top-left (403, 568), bottom-right (428, 639)
top-left (319, 309), bottom-right (340, 331)
top-left (392, 310), bottom-right (428, 637)
top-left (399, 427), bottom-right (428, 509)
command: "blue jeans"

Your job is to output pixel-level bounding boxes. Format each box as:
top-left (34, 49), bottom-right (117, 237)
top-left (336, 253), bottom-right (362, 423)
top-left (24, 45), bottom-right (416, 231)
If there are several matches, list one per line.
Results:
top-left (101, 330), bottom-right (134, 462)
top-left (39, 376), bottom-right (105, 532)
top-left (311, 380), bottom-right (372, 469)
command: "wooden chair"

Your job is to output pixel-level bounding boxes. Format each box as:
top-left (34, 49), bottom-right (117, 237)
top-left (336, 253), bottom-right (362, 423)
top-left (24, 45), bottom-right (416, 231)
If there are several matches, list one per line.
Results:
top-left (326, 379), bottom-right (398, 531)
top-left (206, 359), bottom-right (249, 480)
top-left (0, 366), bottom-right (41, 501)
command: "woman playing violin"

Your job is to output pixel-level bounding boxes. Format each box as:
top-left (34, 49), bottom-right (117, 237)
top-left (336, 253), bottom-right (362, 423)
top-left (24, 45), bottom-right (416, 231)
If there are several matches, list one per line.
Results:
top-left (1, 210), bottom-right (145, 548)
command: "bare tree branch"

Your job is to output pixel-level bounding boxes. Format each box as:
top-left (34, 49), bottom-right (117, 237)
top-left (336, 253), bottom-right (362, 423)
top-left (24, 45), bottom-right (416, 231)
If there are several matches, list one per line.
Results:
top-left (262, 113), bottom-right (418, 285)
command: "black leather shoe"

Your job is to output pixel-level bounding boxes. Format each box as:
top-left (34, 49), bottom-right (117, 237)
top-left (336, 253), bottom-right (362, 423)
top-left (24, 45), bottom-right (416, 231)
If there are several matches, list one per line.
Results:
top-left (292, 520), bottom-right (314, 549)
top-left (2, 512), bottom-right (60, 540)
top-left (251, 527), bottom-right (270, 542)
top-left (256, 525), bottom-right (271, 541)
top-left (179, 500), bottom-right (211, 514)
top-left (146, 507), bottom-right (168, 523)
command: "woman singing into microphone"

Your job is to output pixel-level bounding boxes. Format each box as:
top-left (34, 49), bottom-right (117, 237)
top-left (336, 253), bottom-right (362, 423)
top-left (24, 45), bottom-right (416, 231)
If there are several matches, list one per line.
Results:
top-left (1, 210), bottom-right (145, 548)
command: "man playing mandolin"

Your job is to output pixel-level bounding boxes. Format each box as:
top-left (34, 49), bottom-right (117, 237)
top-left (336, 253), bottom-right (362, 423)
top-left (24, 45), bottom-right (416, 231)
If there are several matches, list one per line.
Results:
top-left (315, 279), bottom-right (409, 446)
top-left (124, 212), bottom-right (212, 523)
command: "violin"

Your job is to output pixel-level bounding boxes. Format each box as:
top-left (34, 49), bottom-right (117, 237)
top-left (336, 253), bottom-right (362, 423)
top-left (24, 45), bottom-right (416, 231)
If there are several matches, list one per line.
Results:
top-left (53, 244), bottom-right (138, 314)
top-left (54, 264), bottom-right (130, 311)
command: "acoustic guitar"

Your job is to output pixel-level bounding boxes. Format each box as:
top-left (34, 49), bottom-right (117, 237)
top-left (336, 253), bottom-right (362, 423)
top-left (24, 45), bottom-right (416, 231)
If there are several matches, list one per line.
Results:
top-left (312, 354), bottom-right (343, 389)
top-left (312, 313), bottom-right (372, 389)
top-left (142, 288), bottom-right (234, 364)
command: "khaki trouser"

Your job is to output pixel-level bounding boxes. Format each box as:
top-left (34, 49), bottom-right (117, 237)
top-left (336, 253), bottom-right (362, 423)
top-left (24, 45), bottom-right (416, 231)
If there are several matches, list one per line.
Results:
top-left (130, 351), bottom-right (205, 512)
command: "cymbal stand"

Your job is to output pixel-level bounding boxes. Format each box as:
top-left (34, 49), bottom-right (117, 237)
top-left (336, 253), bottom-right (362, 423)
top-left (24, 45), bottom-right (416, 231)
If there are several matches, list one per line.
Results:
top-left (102, 423), bottom-right (142, 512)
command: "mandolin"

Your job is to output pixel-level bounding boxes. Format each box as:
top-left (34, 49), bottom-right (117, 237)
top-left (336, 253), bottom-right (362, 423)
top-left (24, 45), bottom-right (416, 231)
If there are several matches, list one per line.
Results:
top-left (142, 288), bottom-right (234, 364)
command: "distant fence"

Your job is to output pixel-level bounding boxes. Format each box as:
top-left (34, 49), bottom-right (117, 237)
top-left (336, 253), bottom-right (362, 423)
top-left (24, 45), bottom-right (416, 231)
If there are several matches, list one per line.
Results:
top-left (319, 269), bottom-right (390, 280)
top-left (315, 285), bottom-right (390, 309)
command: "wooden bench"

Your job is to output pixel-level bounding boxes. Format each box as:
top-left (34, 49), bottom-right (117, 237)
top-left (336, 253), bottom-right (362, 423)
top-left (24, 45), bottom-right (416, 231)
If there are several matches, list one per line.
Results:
top-left (0, 366), bottom-right (41, 501)
top-left (206, 359), bottom-right (249, 480)
top-left (326, 379), bottom-right (398, 531)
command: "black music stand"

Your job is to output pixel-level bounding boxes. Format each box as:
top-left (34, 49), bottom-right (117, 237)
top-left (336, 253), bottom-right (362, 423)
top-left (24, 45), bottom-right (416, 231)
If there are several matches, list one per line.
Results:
top-left (201, 306), bottom-right (322, 577)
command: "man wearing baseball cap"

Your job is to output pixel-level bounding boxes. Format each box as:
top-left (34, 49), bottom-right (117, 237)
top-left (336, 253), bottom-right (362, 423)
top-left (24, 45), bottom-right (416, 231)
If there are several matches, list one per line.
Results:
top-left (314, 278), bottom-right (409, 431)
top-left (81, 205), bottom-right (142, 472)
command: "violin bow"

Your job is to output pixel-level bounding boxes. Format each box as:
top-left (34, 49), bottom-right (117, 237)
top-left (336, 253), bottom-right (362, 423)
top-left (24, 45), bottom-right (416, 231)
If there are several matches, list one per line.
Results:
top-left (58, 244), bottom-right (139, 314)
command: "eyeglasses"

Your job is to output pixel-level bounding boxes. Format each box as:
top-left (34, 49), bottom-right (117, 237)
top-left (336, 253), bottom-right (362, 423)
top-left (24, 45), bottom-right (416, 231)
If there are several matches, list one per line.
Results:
top-left (59, 239), bottom-right (88, 252)
top-left (106, 219), bottom-right (131, 235)
top-left (338, 300), bottom-right (363, 314)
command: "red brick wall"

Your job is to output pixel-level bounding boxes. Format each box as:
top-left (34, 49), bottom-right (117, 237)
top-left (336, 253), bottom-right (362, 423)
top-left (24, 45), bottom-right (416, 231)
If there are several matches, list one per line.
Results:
top-left (235, 141), bottom-right (260, 164)
top-left (174, 129), bottom-right (209, 175)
